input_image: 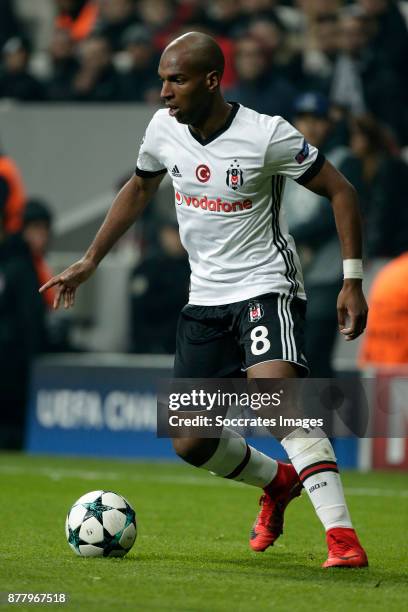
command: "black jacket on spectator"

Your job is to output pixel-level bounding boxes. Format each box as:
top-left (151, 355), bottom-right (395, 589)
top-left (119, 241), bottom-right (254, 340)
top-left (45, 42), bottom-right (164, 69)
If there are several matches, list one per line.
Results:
top-left (345, 155), bottom-right (408, 258)
top-left (0, 233), bottom-right (46, 359)
top-left (359, 49), bottom-right (406, 146)
top-left (129, 252), bottom-right (190, 354)
top-left (0, 232), bottom-right (47, 448)
top-left (368, 1), bottom-right (408, 82)
top-left (96, 17), bottom-right (140, 52)
top-left (226, 73), bottom-right (296, 119)
top-left (73, 65), bottom-right (124, 102)
top-left (46, 57), bottom-right (79, 101)
top-left (0, 70), bottom-right (46, 101)
top-left (121, 64), bottom-right (160, 102)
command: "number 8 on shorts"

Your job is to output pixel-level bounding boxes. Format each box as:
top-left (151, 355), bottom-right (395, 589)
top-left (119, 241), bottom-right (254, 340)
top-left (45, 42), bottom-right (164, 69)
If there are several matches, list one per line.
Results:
top-left (250, 326), bottom-right (271, 355)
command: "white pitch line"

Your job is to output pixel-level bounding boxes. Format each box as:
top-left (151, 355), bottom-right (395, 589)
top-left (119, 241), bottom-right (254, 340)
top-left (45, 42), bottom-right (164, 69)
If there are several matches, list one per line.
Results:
top-left (0, 464), bottom-right (407, 497)
top-left (0, 464), bottom-right (232, 488)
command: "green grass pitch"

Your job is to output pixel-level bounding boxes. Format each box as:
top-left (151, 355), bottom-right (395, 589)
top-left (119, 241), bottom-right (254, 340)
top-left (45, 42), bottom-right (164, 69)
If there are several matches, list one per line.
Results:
top-left (0, 453), bottom-right (407, 611)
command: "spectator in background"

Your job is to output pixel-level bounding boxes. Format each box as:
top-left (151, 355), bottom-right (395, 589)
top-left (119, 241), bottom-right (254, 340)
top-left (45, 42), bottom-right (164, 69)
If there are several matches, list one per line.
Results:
top-left (331, 6), bottom-right (406, 144)
top-left (349, 114), bottom-right (408, 258)
top-left (359, 0), bottom-right (408, 144)
top-left (46, 28), bottom-right (79, 101)
top-left (300, 11), bottom-right (340, 94)
top-left (120, 25), bottom-right (161, 103)
top-left (225, 36), bottom-right (296, 117)
top-left (129, 220), bottom-right (190, 354)
top-left (199, 0), bottom-right (245, 38)
top-left (283, 92), bottom-right (354, 377)
top-left (0, 199), bottom-right (47, 449)
top-left (330, 7), bottom-right (368, 115)
top-left (22, 199), bottom-right (56, 310)
top-left (54, 0), bottom-right (99, 42)
top-left (72, 34), bottom-right (123, 101)
top-left (297, 0), bottom-right (342, 22)
top-left (247, 14), bottom-right (285, 57)
top-left (358, 0), bottom-right (408, 78)
top-left (240, 0), bottom-right (302, 32)
top-left (246, 13), bottom-right (303, 86)
top-left (240, 0), bottom-right (279, 16)
top-left (94, 0), bottom-right (138, 52)
top-left (0, 37), bottom-right (46, 101)
top-left (359, 252), bottom-right (408, 367)
top-left (138, 0), bottom-right (186, 50)
top-left (0, 144), bottom-right (26, 234)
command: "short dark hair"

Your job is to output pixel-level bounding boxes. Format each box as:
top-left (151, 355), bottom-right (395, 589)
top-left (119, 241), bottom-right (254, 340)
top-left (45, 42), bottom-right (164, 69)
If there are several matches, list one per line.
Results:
top-left (23, 198), bottom-right (53, 227)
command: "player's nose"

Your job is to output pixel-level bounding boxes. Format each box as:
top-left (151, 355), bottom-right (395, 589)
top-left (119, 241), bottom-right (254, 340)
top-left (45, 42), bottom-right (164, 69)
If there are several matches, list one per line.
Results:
top-left (160, 80), bottom-right (173, 100)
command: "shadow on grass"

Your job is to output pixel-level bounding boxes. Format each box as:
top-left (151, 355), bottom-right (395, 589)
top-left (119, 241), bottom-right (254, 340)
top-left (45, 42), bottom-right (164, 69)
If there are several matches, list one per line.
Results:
top-left (130, 550), bottom-right (408, 588)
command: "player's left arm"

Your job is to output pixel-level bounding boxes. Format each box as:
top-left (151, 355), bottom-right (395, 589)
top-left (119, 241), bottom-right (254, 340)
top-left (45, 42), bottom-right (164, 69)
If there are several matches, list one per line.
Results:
top-left (302, 159), bottom-right (368, 341)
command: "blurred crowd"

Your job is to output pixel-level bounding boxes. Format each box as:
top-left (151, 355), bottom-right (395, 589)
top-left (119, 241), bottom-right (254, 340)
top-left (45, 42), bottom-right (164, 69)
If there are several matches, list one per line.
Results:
top-left (0, 0), bottom-right (407, 144)
top-left (1, 1), bottom-right (408, 448)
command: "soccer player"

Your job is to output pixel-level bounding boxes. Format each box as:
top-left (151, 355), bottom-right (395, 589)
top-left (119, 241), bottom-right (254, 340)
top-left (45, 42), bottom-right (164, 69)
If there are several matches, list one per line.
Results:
top-left (40, 32), bottom-right (368, 568)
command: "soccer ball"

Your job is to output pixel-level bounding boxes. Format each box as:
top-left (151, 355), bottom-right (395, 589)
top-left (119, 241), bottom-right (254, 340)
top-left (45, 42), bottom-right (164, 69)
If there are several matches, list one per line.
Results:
top-left (65, 490), bottom-right (137, 557)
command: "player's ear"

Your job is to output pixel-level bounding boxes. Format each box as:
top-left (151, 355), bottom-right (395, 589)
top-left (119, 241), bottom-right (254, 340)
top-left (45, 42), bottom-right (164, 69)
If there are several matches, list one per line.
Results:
top-left (206, 70), bottom-right (221, 92)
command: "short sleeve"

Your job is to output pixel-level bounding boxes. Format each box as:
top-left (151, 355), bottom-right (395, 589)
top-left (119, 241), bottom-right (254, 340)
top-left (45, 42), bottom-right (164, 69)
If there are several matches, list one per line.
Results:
top-left (264, 116), bottom-right (325, 184)
top-left (135, 114), bottom-right (167, 178)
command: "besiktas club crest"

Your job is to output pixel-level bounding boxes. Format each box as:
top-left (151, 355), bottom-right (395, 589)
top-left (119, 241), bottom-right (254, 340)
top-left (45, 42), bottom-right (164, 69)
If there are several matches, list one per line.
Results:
top-left (226, 159), bottom-right (243, 191)
top-left (248, 301), bottom-right (264, 323)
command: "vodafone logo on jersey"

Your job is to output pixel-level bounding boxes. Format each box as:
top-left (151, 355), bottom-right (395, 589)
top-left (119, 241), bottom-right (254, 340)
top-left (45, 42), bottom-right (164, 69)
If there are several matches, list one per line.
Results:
top-left (196, 164), bottom-right (211, 183)
top-left (175, 191), bottom-right (252, 213)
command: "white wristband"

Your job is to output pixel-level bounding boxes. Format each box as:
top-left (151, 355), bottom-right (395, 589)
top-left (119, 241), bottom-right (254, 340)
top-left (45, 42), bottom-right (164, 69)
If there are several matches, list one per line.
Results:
top-left (343, 259), bottom-right (363, 279)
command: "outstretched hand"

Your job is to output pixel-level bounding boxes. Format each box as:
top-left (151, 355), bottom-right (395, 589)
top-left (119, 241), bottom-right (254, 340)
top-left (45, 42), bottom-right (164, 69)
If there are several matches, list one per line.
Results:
top-left (39, 258), bottom-right (96, 310)
top-left (337, 280), bottom-right (368, 341)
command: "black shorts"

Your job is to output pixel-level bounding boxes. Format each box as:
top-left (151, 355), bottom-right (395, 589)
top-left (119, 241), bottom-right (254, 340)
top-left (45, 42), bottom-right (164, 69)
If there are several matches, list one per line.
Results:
top-left (174, 292), bottom-right (308, 378)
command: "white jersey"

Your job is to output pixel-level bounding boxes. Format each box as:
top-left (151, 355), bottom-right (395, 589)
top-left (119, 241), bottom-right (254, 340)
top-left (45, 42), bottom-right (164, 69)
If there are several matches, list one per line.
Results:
top-left (136, 103), bottom-right (324, 306)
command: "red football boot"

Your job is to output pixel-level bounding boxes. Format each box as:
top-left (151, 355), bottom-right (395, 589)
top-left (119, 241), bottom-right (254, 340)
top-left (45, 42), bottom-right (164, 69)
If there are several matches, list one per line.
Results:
top-left (250, 461), bottom-right (302, 552)
top-left (323, 527), bottom-right (368, 568)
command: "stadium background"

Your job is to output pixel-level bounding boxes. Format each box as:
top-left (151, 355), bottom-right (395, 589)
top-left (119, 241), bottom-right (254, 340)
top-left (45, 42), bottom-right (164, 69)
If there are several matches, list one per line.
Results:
top-left (0, 0), bottom-right (407, 471)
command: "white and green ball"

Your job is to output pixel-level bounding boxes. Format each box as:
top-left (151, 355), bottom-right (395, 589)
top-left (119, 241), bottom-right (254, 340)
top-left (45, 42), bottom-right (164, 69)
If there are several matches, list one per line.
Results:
top-left (65, 490), bottom-right (137, 557)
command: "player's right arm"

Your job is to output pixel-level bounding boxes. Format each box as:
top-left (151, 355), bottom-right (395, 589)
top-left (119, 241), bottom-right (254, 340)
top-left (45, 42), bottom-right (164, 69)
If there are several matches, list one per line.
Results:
top-left (39, 173), bottom-right (165, 309)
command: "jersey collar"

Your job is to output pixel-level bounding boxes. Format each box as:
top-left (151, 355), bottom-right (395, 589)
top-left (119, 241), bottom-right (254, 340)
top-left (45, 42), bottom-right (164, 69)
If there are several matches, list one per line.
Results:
top-left (187, 102), bottom-right (240, 146)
